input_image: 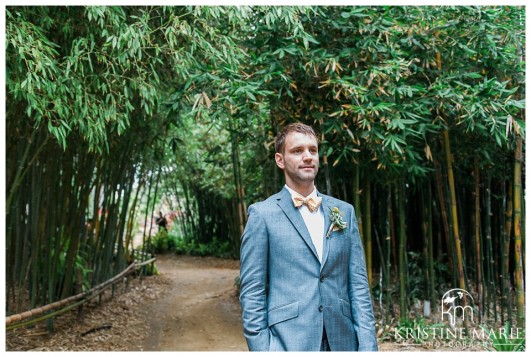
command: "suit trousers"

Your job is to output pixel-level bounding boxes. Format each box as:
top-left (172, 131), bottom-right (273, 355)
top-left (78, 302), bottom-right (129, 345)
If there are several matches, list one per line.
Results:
top-left (320, 327), bottom-right (331, 351)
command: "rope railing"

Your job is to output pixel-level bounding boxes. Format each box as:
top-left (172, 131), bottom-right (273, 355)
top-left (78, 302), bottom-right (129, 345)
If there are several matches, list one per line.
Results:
top-left (6, 257), bottom-right (157, 330)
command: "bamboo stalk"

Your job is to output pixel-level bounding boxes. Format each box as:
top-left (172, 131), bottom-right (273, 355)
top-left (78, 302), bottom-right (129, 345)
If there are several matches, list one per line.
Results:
top-left (353, 164), bottom-right (361, 223)
top-left (61, 152), bottom-right (83, 300)
top-left (231, 130), bottom-right (245, 238)
top-left (6, 130), bottom-right (48, 210)
top-left (147, 168), bottom-right (161, 259)
top-left (141, 170), bottom-right (155, 263)
top-left (504, 181), bottom-right (513, 326)
top-left (125, 176), bottom-right (145, 259)
top-left (513, 135), bottom-right (524, 328)
top-left (485, 174), bottom-right (495, 321)
top-left (421, 183), bottom-right (436, 307)
top-left (363, 175), bottom-right (373, 287)
top-left (473, 159), bottom-right (483, 322)
top-left (115, 170), bottom-right (135, 272)
top-left (442, 130), bottom-right (466, 294)
top-left (397, 180), bottom-right (407, 318)
top-left (427, 183), bottom-right (436, 308)
top-left (421, 186), bottom-right (430, 302)
top-left (385, 187), bottom-right (392, 323)
top-left (434, 155), bottom-right (455, 284)
top-left (320, 119), bottom-right (332, 196)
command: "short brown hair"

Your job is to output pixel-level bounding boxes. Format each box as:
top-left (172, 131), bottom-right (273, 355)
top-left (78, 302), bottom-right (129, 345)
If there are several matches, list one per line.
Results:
top-left (275, 123), bottom-right (319, 154)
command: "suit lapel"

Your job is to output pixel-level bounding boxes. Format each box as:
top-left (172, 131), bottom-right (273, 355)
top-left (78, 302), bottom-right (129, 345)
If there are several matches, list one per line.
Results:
top-left (320, 192), bottom-right (331, 271)
top-left (277, 188), bottom-right (320, 262)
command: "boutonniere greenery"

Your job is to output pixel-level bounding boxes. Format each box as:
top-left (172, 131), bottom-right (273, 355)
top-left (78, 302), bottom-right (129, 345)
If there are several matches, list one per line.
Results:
top-left (326, 207), bottom-right (347, 238)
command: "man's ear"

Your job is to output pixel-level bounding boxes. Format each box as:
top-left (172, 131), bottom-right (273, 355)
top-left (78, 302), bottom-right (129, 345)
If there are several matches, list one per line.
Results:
top-left (275, 153), bottom-right (285, 169)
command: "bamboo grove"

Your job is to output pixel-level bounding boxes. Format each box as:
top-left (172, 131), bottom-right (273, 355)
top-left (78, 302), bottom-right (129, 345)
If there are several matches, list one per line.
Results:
top-left (5, 6), bottom-right (525, 330)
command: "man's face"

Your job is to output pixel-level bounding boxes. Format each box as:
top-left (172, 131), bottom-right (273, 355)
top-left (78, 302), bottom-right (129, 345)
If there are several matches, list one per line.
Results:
top-left (275, 132), bottom-right (319, 187)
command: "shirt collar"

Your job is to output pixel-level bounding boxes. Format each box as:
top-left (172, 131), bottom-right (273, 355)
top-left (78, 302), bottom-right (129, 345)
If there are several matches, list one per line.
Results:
top-left (284, 184), bottom-right (318, 199)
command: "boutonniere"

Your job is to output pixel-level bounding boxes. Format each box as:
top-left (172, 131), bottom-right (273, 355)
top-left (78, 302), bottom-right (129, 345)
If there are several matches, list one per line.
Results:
top-left (326, 207), bottom-right (347, 238)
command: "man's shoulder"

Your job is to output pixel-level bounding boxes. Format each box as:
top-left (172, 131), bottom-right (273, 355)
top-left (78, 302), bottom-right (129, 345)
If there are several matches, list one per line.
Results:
top-left (249, 191), bottom-right (284, 211)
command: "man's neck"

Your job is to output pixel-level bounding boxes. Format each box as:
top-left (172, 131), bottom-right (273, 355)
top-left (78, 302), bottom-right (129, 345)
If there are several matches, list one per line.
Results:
top-left (285, 183), bottom-right (315, 197)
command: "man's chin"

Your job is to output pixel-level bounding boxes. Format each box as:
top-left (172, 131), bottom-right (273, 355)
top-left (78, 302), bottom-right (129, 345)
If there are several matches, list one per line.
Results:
top-left (298, 173), bottom-right (317, 181)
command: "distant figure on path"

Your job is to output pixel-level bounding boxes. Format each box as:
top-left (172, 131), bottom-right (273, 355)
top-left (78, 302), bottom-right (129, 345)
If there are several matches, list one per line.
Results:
top-left (155, 211), bottom-right (168, 232)
top-left (239, 123), bottom-right (378, 351)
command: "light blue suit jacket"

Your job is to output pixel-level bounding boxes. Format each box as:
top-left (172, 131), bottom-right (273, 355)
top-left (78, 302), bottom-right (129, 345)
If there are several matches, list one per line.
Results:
top-left (239, 187), bottom-right (378, 351)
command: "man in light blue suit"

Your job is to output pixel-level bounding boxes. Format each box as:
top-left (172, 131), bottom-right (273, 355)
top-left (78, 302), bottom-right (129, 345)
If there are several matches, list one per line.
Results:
top-left (240, 123), bottom-right (378, 351)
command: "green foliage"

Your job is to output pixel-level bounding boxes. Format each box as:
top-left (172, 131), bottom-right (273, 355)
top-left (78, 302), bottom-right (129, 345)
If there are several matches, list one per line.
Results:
top-left (234, 275), bottom-right (241, 292)
top-left (139, 262), bottom-right (159, 276)
top-left (6, 7), bottom-right (165, 150)
top-left (151, 230), bottom-right (179, 254)
top-left (405, 251), bottom-right (425, 301)
top-left (482, 322), bottom-right (525, 351)
top-left (74, 253), bottom-right (94, 292)
top-left (405, 251), bottom-right (450, 301)
top-left (145, 227), bottom-right (234, 258)
top-left (49, 235), bottom-right (93, 297)
top-left (173, 237), bottom-right (233, 259)
top-left (5, 5), bottom-right (525, 320)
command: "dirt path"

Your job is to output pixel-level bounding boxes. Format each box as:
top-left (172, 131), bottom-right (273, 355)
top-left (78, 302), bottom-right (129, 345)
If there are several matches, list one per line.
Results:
top-left (141, 254), bottom-right (247, 351)
top-left (6, 253), bottom-right (436, 352)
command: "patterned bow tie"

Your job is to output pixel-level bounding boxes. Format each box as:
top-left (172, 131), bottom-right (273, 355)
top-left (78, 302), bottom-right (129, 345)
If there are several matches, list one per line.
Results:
top-left (292, 195), bottom-right (322, 213)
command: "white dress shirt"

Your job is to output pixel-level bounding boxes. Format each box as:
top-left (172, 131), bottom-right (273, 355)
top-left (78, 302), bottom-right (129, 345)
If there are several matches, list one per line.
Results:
top-left (285, 185), bottom-right (325, 263)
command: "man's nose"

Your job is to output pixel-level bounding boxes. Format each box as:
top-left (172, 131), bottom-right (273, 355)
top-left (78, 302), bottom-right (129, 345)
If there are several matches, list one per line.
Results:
top-left (302, 150), bottom-right (314, 161)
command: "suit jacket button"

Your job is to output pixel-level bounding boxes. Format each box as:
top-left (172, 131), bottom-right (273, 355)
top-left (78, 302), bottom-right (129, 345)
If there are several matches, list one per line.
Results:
top-left (319, 305), bottom-right (324, 312)
top-left (320, 276), bottom-right (325, 282)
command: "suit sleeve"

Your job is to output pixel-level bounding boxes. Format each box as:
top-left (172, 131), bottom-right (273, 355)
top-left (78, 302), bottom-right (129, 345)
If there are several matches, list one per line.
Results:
top-left (239, 204), bottom-right (270, 351)
top-left (347, 204), bottom-right (378, 351)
